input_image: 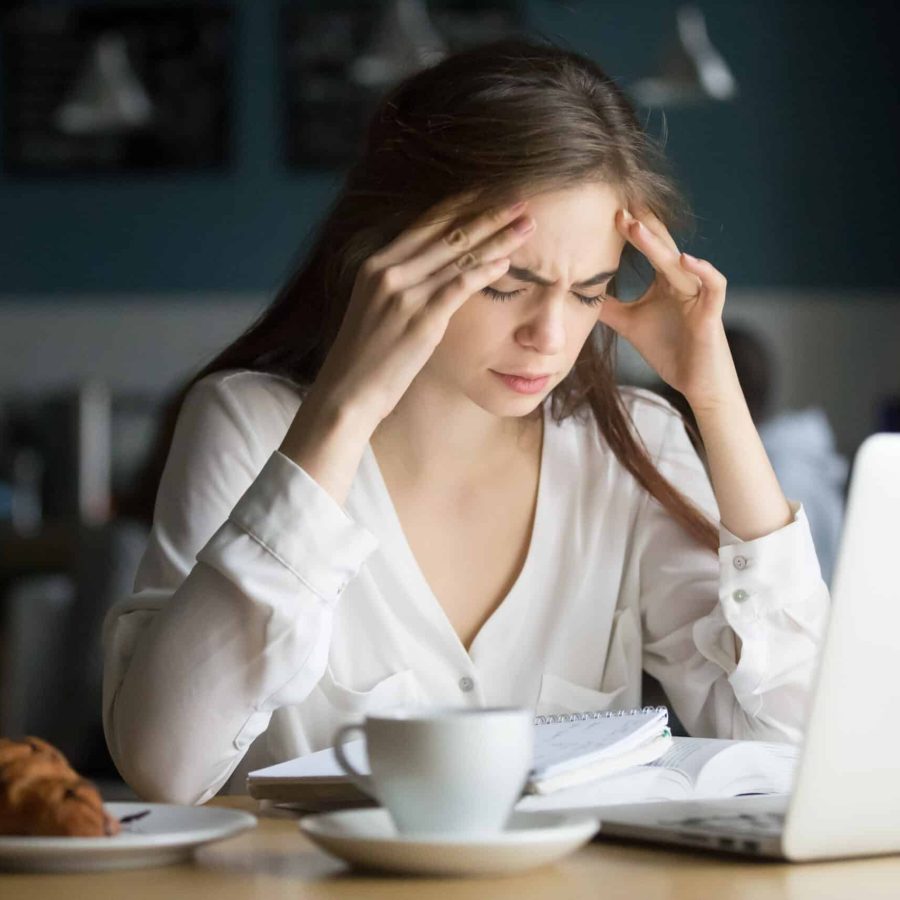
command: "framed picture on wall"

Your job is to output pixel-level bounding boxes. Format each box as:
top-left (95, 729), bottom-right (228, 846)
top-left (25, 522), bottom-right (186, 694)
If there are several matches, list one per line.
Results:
top-left (280, 0), bottom-right (524, 169)
top-left (1, 3), bottom-right (234, 174)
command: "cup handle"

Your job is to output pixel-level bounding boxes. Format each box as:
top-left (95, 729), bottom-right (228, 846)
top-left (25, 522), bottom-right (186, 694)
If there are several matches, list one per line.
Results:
top-left (332, 723), bottom-right (377, 799)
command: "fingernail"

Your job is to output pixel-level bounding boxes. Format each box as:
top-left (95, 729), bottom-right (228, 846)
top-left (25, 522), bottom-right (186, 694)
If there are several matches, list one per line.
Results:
top-left (513, 215), bottom-right (535, 234)
top-left (621, 208), bottom-right (634, 221)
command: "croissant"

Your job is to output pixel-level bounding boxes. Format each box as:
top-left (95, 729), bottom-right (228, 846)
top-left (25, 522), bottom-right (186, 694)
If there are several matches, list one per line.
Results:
top-left (0, 736), bottom-right (120, 837)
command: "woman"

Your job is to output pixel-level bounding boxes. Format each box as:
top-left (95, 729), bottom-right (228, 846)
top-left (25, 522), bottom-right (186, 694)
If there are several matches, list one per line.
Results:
top-left (103, 38), bottom-right (829, 805)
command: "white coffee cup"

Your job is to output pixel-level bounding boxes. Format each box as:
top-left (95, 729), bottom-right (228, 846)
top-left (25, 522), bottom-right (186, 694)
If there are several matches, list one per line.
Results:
top-left (332, 706), bottom-right (534, 836)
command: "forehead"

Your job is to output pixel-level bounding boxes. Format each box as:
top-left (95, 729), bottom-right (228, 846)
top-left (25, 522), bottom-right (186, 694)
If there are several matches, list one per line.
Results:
top-left (511, 182), bottom-right (625, 272)
top-left (524, 181), bottom-right (624, 216)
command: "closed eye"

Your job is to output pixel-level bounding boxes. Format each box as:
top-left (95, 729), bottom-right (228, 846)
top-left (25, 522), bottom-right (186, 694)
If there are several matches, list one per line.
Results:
top-left (481, 286), bottom-right (605, 307)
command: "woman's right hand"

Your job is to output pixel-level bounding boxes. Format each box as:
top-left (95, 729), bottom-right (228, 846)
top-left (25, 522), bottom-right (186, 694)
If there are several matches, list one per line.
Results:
top-left (311, 196), bottom-right (537, 425)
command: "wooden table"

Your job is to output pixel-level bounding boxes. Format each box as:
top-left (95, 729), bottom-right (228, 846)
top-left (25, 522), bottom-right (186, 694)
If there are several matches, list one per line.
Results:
top-left (5, 795), bottom-right (900, 899)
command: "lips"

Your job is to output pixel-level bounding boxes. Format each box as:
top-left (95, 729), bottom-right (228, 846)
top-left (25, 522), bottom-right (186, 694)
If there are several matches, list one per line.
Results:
top-left (492, 370), bottom-right (551, 395)
top-left (495, 371), bottom-right (552, 379)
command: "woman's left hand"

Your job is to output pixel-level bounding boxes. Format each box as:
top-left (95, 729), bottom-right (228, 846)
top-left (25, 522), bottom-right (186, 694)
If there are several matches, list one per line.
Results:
top-left (596, 208), bottom-right (738, 411)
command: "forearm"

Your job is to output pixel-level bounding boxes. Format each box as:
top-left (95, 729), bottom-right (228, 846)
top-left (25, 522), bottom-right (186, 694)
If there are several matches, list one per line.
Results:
top-left (279, 390), bottom-right (379, 508)
top-left (105, 558), bottom-right (335, 804)
top-left (688, 361), bottom-right (793, 542)
top-left (640, 374), bottom-right (831, 740)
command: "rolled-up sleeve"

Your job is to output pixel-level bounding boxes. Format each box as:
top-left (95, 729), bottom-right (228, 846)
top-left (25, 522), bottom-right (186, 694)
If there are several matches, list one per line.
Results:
top-left (101, 374), bottom-right (378, 805)
top-left (635, 403), bottom-right (831, 743)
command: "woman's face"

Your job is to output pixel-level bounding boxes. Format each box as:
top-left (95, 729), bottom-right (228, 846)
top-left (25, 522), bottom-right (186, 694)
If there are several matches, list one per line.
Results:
top-left (425, 181), bottom-right (628, 416)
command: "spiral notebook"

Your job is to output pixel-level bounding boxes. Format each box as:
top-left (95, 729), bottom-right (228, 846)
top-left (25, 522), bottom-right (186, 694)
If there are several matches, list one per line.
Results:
top-left (246, 706), bottom-right (671, 809)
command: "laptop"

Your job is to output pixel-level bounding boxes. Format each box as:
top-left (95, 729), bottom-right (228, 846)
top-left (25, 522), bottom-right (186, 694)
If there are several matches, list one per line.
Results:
top-left (596, 432), bottom-right (900, 861)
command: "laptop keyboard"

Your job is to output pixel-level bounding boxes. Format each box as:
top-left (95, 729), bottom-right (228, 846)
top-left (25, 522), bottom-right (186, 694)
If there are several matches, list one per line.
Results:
top-left (662, 811), bottom-right (786, 837)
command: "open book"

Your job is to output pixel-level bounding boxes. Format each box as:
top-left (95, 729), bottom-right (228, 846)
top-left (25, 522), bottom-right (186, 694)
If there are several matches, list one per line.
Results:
top-left (516, 737), bottom-right (799, 813)
top-left (247, 706), bottom-right (671, 810)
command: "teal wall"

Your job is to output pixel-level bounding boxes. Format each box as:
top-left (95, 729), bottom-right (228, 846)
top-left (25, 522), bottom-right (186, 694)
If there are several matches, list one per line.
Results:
top-left (1, 0), bottom-right (897, 295)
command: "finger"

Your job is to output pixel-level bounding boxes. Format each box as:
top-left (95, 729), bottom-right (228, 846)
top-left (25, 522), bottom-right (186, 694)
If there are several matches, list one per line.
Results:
top-left (630, 206), bottom-right (680, 255)
top-left (407, 214), bottom-right (535, 295)
top-left (424, 257), bottom-right (513, 318)
top-left (398, 203), bottom-right (534, 286)
top-left (594, 292), bottom-right (632, 338)
top-left (377, 194), bottom-right (525, 273)
top-left (370, 189), bottom-right (479, 269)
top-left (619, 213), bottom-right (701, 296)
top-left (408, 245), bottom-right (512, 308)
top-left (679, 253), bottom-right (728, 312)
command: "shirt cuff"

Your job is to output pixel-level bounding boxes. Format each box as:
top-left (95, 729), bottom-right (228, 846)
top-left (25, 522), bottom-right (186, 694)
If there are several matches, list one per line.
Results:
top-left (718, 499), bottom-right (824, 623)
top-left (227, 449), bottom-right (379, 603)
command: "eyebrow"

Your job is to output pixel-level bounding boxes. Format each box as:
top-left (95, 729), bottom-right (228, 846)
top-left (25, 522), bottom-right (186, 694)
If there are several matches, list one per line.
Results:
top-left (506, 265), bottom-right (618, 288)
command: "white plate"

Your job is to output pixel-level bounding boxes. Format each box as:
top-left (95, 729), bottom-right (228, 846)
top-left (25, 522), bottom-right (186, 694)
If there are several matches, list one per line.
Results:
top-left (0, 802), bottom-right (257, 873)
top-left (298, 807), bottom-right (600, 877)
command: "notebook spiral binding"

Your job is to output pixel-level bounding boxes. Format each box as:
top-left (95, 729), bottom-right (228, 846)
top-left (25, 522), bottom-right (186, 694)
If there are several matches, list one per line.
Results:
top-left (533, 704), bottom-right (668, 726)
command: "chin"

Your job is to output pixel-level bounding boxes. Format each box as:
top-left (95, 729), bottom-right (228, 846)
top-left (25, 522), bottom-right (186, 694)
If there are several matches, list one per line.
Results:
top-left (475, 384), bottom-right (548, 418)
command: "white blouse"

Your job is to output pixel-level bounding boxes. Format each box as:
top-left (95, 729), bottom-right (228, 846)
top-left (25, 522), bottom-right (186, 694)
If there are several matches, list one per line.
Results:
top-left (102, 368), bottom-right (830, 805)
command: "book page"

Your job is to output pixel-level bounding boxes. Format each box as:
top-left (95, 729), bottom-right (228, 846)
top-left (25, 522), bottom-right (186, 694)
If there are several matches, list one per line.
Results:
top-left (695, 740), bottom-right (798, 797)
top-left (248, 739), bottom-right (369, 781)
top-left (515, 737), bottom-right (799, 812)
top-left (517, 765), bottom-right (690, 811)
top-left (644, 737), bottom-right (739, 784)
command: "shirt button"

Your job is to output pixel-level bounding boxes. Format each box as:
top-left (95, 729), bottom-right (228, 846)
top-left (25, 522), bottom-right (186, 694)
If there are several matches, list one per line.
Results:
top-left (458, 676), bottom-right (475, 693)
top-left (733, 556), bottom-right (750, 570)
top-left (732, 589), bottom-right (749, 603)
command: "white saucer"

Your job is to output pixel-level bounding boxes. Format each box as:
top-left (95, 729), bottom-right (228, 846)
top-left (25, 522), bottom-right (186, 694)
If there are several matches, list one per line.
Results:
top-left (0, 802), bottom-right (257, 873)
top-left (298, 807), bottom-right (600, 877)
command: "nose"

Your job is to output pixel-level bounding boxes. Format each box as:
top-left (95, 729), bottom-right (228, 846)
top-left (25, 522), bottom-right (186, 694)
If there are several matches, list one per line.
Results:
top-left (515, 289), bottom-right (569, 357)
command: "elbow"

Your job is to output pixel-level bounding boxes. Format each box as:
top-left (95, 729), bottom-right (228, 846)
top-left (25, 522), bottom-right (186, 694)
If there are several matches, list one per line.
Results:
top-left (123, 768), bottom-right (205, 806)
top-left (111, 742), bottom-right (228, 806)
top-left (137, 777), bottom-right (222, 807)
top-left (119, 753), bottom-right (213, 805)
top-left (104, 698), bottom-right (229, 806)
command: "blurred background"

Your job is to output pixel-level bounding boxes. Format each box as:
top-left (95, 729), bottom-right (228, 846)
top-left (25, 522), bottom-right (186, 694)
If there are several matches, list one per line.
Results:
top-left (0, 0), bottom-right (897, 798)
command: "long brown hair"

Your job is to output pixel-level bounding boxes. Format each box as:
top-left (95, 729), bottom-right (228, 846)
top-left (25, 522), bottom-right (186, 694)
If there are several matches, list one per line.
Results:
top-left (121, 36), bottom-right (718, 553)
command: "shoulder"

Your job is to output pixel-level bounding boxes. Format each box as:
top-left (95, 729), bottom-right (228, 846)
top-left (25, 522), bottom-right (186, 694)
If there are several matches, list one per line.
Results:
top-left (617, 385), bottom-right (684, 452)
top-left (548, 387), bottom-right (695, 525)
top-left (617, 384), bottom-right (680, 418)
top-left (186, 367), bottom-right (305, 419)
top-left (177, 367), bottom-right (306, 457)
top-left (552, 385), bottom-right (687, 485)
top-left (563, 385), bottom-right (683, 465)
top-left (190, 366), bottom-right (305, 403)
